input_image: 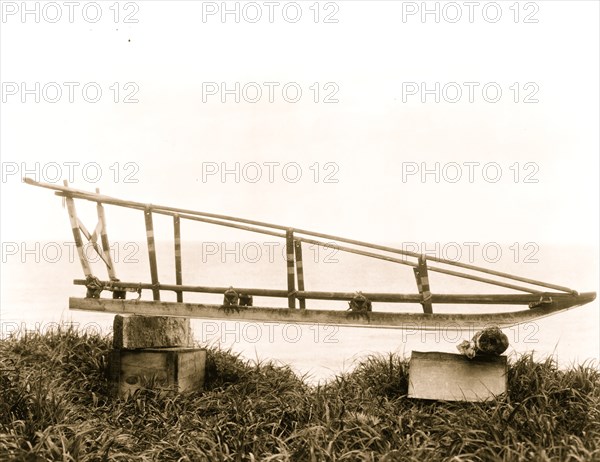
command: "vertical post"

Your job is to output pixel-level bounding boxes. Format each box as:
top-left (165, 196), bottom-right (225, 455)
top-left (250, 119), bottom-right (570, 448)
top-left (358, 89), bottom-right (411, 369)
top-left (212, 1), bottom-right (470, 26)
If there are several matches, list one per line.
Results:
top-left (294, 240), bottom-right (306, 309)
top-left (286, 228), bottom-right (296, 308)
top-left (173, 214), bottom-right (183, 303)
top-left (64, 180), bottom-right (92, 277)
top-left (413, 255), bottom-right (433, 314)
top-left (144, 206), bottom-right (160, 301)
top-left (96, 188), bottom-right (117, 280)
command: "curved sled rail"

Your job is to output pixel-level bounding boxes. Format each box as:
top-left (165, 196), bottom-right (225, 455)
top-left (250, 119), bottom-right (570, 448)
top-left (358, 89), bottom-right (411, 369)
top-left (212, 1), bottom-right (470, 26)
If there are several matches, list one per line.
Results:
top-left (69, 291), bottom-right (597, 331)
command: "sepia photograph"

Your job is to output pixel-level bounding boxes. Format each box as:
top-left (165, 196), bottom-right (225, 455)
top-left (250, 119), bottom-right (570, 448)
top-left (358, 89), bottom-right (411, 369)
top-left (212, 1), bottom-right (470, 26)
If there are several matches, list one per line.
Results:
top-left (1, 1), bottom-right (599, 460)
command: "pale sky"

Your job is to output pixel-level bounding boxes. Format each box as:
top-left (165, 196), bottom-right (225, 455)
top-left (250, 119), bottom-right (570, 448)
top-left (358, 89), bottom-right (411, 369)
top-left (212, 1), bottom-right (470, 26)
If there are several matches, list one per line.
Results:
top-left (1, 0), bottom-right (598, 249)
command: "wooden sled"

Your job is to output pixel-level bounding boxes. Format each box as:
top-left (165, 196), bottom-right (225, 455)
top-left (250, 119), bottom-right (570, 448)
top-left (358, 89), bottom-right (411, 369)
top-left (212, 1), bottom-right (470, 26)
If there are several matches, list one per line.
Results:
top-left (25, 178), bottom-right (596, 330)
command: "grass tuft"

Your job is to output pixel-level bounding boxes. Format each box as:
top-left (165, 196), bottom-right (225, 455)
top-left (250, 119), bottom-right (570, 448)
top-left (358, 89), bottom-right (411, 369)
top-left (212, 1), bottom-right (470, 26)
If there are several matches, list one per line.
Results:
top-left (1, 327), bottom-right (599, 461)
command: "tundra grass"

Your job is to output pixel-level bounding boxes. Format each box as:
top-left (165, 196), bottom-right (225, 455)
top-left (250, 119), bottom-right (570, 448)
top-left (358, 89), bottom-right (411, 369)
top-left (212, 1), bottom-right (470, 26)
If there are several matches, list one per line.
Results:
top-left (1, 327), bottom-right (599, 461)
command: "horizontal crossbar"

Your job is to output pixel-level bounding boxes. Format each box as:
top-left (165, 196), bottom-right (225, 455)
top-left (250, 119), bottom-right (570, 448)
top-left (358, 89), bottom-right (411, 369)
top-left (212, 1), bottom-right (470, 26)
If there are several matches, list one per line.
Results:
top-left (73, 279), bottom-right (589, 306)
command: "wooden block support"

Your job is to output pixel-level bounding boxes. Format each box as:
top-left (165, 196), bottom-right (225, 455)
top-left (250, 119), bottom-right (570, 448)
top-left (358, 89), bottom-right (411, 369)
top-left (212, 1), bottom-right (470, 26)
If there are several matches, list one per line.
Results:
top-left (108, 348), bottom-right (206, 397)
top-left (408, 351), bottom-right (507, 402)
top-left (113, 314), bottom-right (192, 349)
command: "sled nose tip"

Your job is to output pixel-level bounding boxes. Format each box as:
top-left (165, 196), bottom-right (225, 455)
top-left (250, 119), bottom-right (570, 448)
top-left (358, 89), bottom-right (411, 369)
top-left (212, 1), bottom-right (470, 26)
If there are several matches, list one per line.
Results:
top-left (579, 292), bottom-right (597, 304)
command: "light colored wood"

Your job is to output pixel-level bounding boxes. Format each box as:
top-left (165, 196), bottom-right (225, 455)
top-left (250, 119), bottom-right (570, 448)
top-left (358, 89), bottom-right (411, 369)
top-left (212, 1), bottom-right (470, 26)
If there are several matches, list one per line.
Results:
top-left (408, 351), bottom-right (507, 401)
top-left (113, 314), bottom-right (192, 349)
top-left (297, 236), bottom-right (544, 294)
top-left (295, 240), bottom-right (306, 309)
top-left (108, 348), bottom-right (206, 397)
top-left (286, 229), bottom-right (296, 308)
top-left (96, 189), bottom-right (118, 280)
top-left (173, 215), bottom-right (183, 303)
top-left (413, 256), bottom-right (433, 314)
top-left (144, 208), bottom-right (160, 301)
top-left (70, 294), bottom-right (595, 330)
top-left (71, 279), bottom-right (595, 306)
top-left (76, 217), bottom-right (112, 269)
top-left (24, 178), bottom-right (578, 294)
top-left (62, 180), bottom-right (92, 277)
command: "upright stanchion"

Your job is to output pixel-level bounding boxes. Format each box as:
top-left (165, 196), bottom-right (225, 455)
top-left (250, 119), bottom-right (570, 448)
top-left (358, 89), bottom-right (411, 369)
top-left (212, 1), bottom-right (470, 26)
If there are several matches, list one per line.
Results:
top-left (144, 206), bottom-right (161, 301)
top-left (63, 180), bottom-right (92, 278)
top-left (286, 229), bottom-right (296, 308)
top-left (96, 188), bottom-right (117, 280)
top-left (294, 240), bottom-right (306, 309)
top-left (413, 256), bottom-right (433, 314)
top-left (173, 214), bottom-right (183, 303)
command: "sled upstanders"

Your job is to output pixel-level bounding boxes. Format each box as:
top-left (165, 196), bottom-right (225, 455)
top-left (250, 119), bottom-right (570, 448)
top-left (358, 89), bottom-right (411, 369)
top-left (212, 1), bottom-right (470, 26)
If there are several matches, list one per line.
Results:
top-left (25, 178), bottom-right (596, 331)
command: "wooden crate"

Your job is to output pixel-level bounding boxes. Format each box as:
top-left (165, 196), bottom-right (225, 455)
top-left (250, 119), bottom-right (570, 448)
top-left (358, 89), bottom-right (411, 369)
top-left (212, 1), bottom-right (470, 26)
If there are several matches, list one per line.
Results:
top-left (408, 351), bottom-right (507, 402)
top-left (108, 348), bottom-right (206, 397)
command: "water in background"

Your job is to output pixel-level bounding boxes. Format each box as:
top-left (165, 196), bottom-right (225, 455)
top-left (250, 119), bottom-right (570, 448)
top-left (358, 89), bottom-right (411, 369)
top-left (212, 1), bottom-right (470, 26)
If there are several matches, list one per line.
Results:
top-left (2, 239), bottom-right (598, 383)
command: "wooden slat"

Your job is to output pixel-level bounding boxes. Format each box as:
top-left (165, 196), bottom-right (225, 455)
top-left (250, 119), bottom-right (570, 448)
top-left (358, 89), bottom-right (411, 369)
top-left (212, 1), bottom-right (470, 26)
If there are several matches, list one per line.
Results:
top-left (173, 215), bottom-right (183, 303)
top-left (292, 291), bottom-right (594, 306)
top-left (76, 219), bottom-right (113, 269)
top-left (142, 213), bottom-right (551, 294)
top-left (294, 240), bottom-right (306, 309)
top-left (71, 279), bottom-right (594, 306)
top-left (71, 206), bottom-right (547, 294)
top-left (108, 348), bottom-right (205, 396)
top-left (96, 188), bottom-right (117, 280)
top-left (153, 209), bottom-right (284, 239)
top-left (24, 178), bottom-right (577, 294)
top-left (63, 181), bottom-right (92, 277)
top-left (149, 215), bottom-right (545, 294)
top-left (74, 279), bottom-right (288, 298)
top-left (69, 293), bottom-right (596, 330)
top-left (290, 227), bottom-right (577, 294)
top-left (413, 256), bottom-right (433, 314)
top-left (68, 203), bottom-right (545, 294)
top-left (286, 229), bottom-right (296, 308)
top-left (408, 352), bottom-right (507, 401)
top-left (298, 236), bottom-right (543, 294)
top-left (144, 207), bottom-right (160, 301)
